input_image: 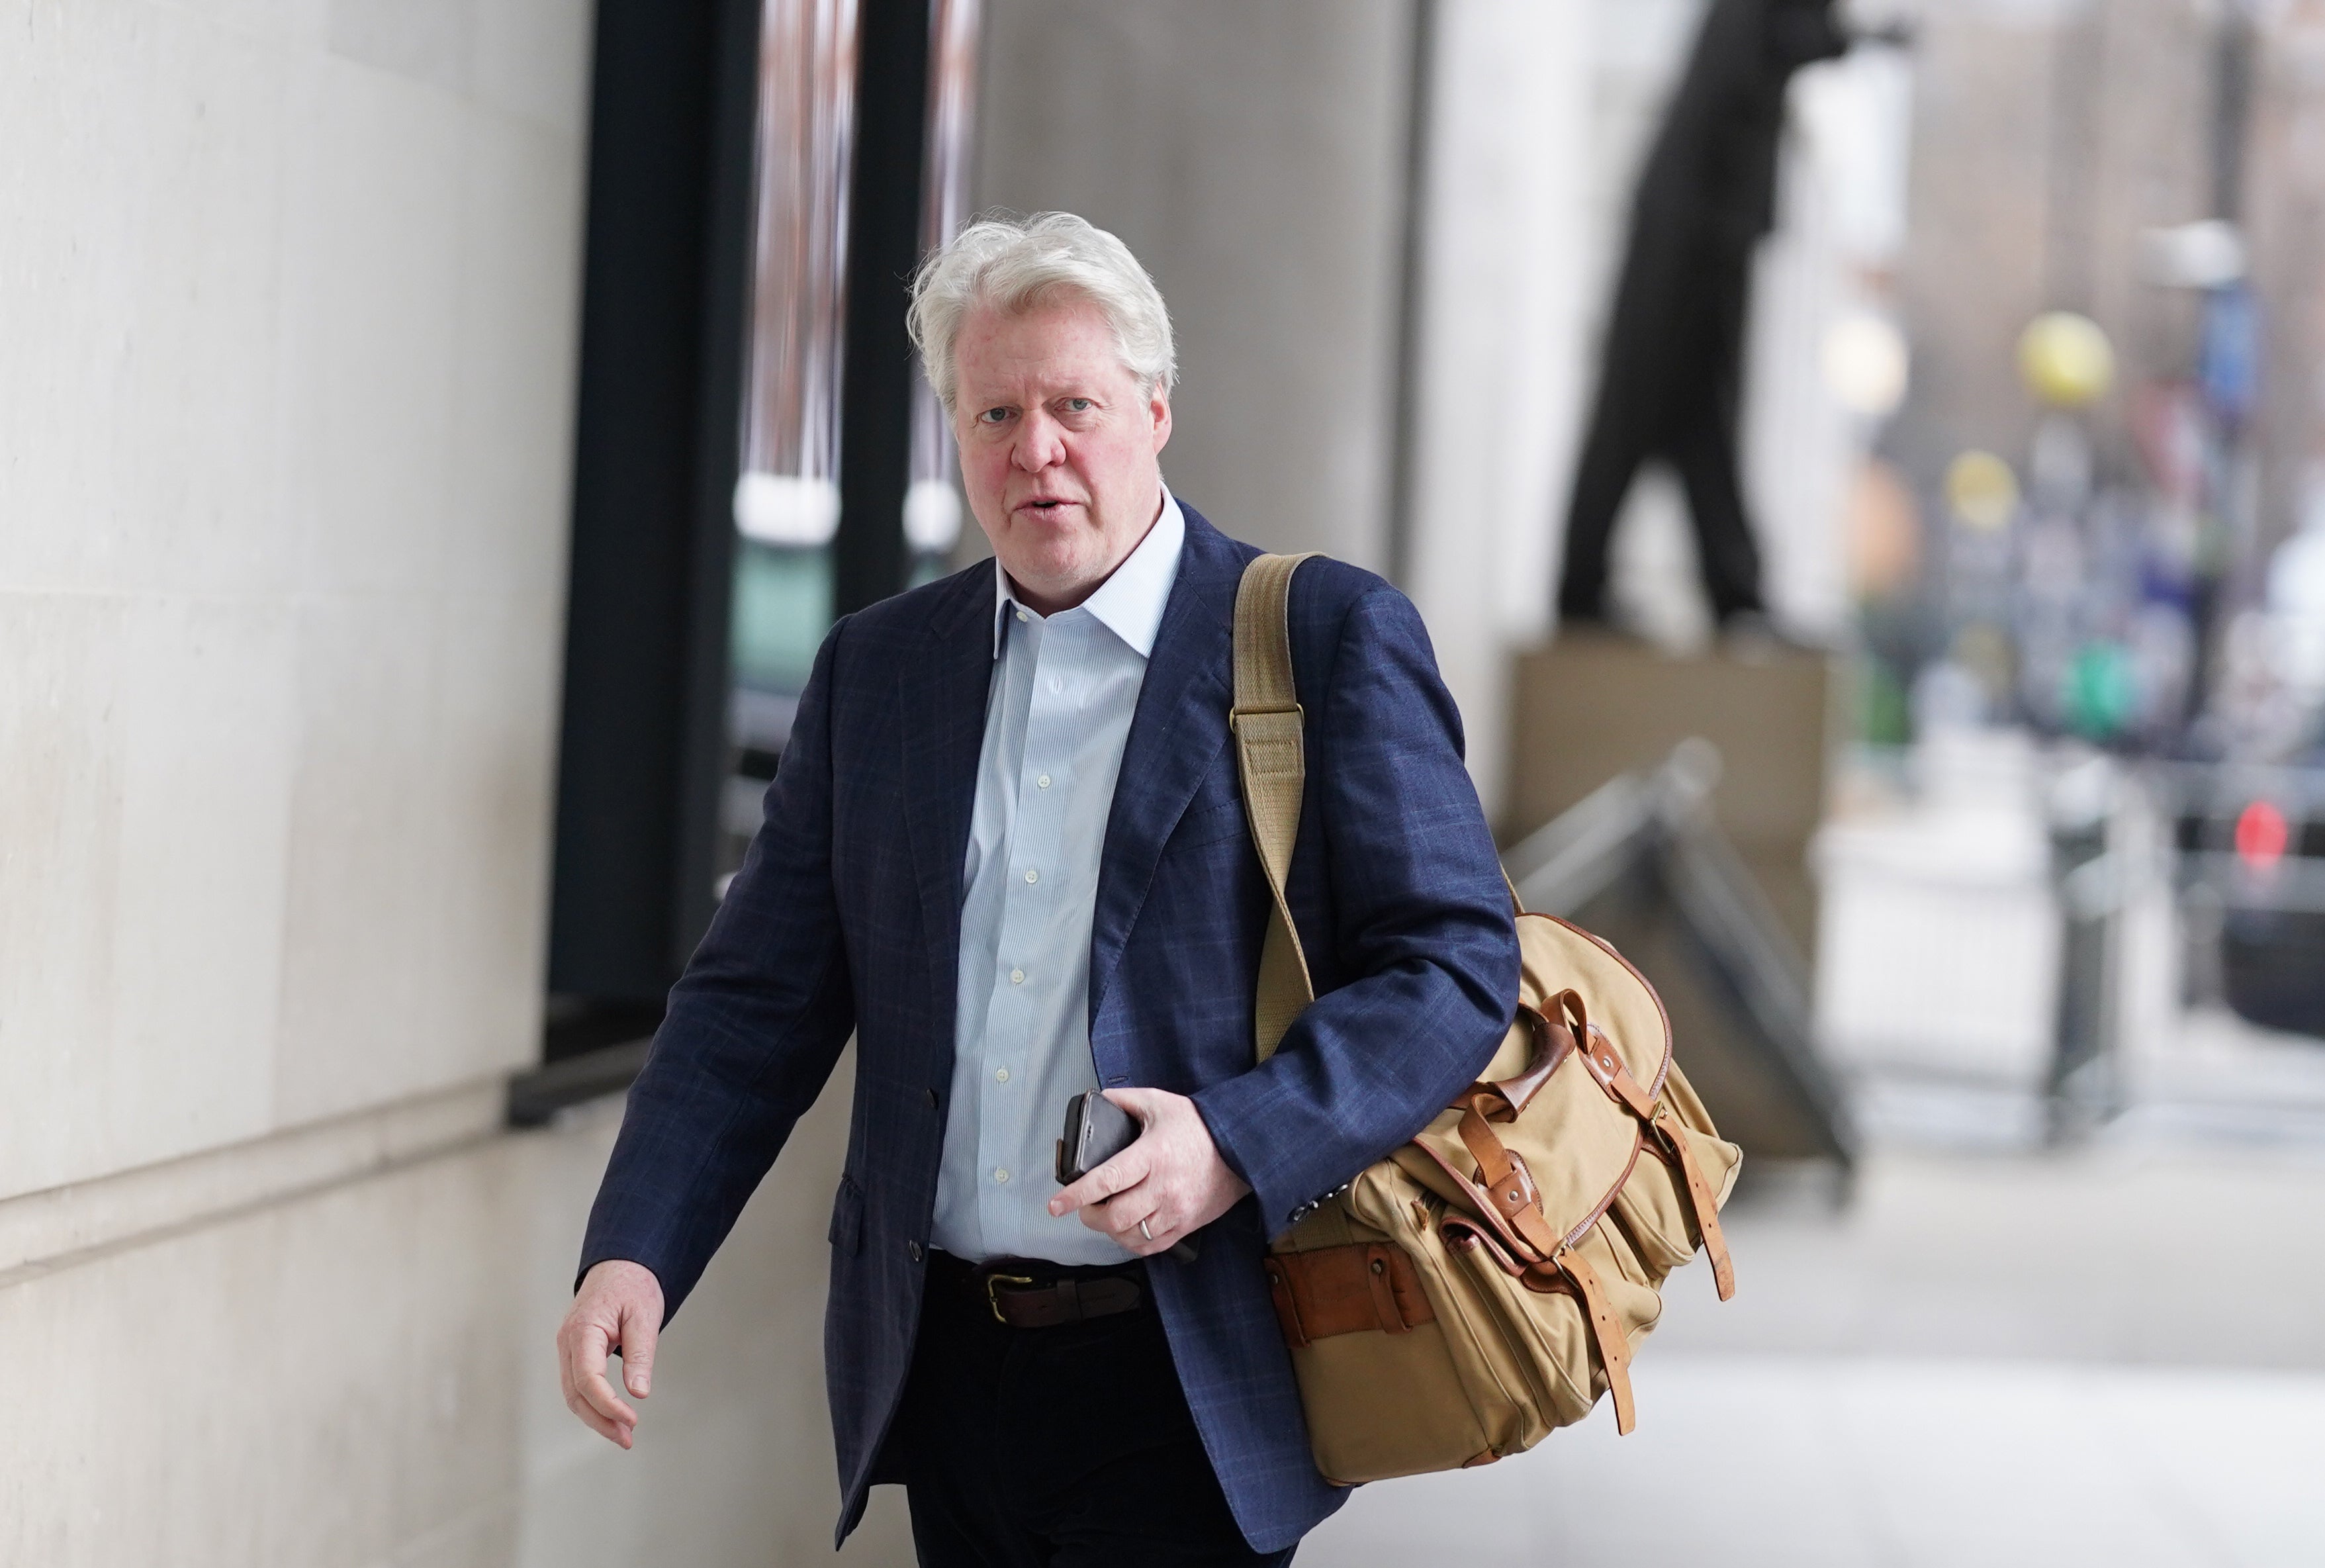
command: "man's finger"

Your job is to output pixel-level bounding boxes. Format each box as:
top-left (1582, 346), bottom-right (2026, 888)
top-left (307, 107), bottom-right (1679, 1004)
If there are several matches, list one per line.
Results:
top-left (563, 1387), bottom-right (635, 1448)
top-left (559, 1322), bottom-right (636, 1448)
top-left (1050, 1147), bottom-right (1149, 1217)
top-left (578, 1365), bottom-right (639, 1439)
top-left (572, 1322), bottom-right (639, 1428)
top-left (1103, 1186), bottom-right (1164, 1240)
top-left (617, 1300), bottom-right (659, 1398)
top-left (1118, 1205), bottom-right (1175, 1255)
top-left (1073, 1175), bottom-right (1160, 1238)
top-left (1100, 1085), bottom-right (1164, 1121)
top-left (557, 1326), bottom-right (578, 1412)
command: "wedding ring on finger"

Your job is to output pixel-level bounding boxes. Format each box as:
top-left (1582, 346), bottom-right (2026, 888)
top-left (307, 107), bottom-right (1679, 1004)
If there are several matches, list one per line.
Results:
top-left (1139, 1218), bottom-right (1154, 1242)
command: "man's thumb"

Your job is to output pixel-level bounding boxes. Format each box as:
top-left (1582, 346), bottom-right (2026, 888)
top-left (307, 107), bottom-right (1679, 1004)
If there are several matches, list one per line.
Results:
top-left (1101, 1085), bottom-right (1159, 1123)
top-left (619, 1306), bottom-right (659, 1397)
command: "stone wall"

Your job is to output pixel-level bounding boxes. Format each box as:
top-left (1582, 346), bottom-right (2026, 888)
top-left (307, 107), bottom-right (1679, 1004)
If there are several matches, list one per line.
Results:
top-left (0, 3), bottom-right (905, 1561)
top-left (972, 0), bottom-right (1412, 575)
top-left (0, 0), bottom-right (585, 1195)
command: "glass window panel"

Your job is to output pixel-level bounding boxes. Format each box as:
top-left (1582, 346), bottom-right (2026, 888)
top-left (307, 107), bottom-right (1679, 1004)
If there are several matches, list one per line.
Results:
top-left (903, 0), bottom-right (981, 560)
top-left (734, 0), bottom-right (860, 551)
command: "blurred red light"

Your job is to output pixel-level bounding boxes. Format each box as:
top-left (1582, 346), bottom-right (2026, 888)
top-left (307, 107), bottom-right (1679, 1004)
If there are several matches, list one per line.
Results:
top-left (2235, 800), bottom-right (2289, 869)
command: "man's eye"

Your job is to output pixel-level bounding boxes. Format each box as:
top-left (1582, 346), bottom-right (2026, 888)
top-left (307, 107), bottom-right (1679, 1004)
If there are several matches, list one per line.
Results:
top-left (979, 407), bottom-right (1010, 424)
top-left (1064, 398), bottom-right (1092, 413)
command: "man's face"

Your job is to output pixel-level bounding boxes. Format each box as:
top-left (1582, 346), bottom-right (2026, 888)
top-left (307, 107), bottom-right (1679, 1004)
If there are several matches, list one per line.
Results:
top-left (950, 295), bottom-right (1171, 615)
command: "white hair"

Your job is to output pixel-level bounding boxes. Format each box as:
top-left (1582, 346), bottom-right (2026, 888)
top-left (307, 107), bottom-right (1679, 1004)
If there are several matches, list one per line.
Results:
top-left (907, 211), bottom-right (1177, 413)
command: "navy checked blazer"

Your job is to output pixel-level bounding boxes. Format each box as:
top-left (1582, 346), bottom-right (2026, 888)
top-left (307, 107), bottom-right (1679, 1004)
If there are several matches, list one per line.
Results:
top-left (578, 505), bottom-right (1521, 1553)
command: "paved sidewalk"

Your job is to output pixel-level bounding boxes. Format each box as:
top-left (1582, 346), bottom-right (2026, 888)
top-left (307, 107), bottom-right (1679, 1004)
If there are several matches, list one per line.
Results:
top-left (1302, 1146), bottom-right (2325, 1567)
top-left (1309, 1355), bottom-right (2325, 1567)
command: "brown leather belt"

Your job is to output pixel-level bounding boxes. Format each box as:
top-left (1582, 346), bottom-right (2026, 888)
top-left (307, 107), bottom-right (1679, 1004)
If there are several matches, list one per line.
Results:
top-left (933, 1251), bottom-right (1148, 1328)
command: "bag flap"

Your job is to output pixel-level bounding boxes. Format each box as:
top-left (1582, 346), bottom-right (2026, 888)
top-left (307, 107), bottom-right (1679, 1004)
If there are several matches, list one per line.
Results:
top-left (1398, 914), bottom-right (1677, 1249)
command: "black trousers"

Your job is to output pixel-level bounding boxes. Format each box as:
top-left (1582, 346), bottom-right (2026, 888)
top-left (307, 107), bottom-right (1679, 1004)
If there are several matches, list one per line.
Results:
top-left (1558, 249), bottom-right (1767, 625)
top-left (890, 1253), bottom-right (1298, 1567)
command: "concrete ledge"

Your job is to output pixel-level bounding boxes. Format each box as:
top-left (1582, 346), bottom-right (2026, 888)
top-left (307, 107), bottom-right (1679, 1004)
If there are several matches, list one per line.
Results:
top-left (508, 1040), bottom-right (651, 1127)
top-left (0, 1078), bottom-right (506, 1287)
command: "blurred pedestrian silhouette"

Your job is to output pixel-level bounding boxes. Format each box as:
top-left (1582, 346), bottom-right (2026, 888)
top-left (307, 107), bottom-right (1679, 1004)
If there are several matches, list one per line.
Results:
top-left (1559, 0), bottom-right (1850, 631)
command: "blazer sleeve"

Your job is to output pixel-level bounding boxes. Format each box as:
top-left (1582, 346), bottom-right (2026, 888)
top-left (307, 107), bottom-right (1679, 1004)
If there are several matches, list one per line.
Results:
top-left (576, 618), bottom-right (858, 1317)
top-left (1192, 583), bottom-right (1520, 1236)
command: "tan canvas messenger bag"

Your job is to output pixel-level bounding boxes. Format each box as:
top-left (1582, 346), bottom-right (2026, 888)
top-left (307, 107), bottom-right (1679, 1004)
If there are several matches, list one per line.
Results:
top-left (1230, 553), bottom-right (1745, 1485)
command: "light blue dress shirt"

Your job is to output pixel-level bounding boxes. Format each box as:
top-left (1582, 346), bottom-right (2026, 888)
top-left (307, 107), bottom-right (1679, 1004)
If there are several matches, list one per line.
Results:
top-left (930, 490), bottom-right (1187, 1264)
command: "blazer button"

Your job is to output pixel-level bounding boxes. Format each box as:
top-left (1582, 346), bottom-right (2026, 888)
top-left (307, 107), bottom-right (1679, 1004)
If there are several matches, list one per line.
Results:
top-left (925, 1087), bottom-right (939, 1109)
top-left (907, 1240), bottom-right (925, 1264)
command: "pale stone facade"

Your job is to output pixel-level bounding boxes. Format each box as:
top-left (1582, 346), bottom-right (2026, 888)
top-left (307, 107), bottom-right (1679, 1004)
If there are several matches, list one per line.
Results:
top-left (0, 2), bottom-right (905, 1561)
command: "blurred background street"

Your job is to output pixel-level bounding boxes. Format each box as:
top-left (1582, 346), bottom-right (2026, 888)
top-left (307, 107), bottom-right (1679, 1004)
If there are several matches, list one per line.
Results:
top-left (7, 0), bottom-right (2325, 1563)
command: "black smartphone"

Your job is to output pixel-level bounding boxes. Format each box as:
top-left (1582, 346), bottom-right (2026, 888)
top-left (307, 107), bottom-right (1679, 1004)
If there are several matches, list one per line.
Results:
top-left (1054, 1091), bottom-right (1199, 1262)
top-left (1055, 1089), bottom-right (1139, 1184)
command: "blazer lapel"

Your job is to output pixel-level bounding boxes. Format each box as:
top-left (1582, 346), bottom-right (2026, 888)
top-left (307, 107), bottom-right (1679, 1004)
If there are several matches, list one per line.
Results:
top-left (900, 573), bottom-right (998, 1055)
top-left (1087, 510), bottom-right (1250, 1028)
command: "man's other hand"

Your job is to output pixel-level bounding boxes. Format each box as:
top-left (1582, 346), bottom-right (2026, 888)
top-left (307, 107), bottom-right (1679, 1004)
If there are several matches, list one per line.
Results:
top-left (558, 1259), bottom-right (665, 1449)
top-left (1048, 1088), bottom-right (1251, 1257)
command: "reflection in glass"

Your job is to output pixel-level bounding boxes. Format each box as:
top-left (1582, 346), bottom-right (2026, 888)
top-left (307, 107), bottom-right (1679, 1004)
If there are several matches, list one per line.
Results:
top-left (730, 0), bottom-right (858, 781)
top-left (728, 0), bottom-right (980, 803)
top-left (735, 0), bottom-right (860, 551)
top-left (904, 0), bottom-right (981, 563)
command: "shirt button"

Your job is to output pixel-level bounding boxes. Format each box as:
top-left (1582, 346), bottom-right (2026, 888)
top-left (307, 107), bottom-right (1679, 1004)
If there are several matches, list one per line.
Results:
top-left (1009, 968), bottom-right (1025, 985)
top-left (1024, 868), bottom-right (1039, 884)
top-left (1050, 676), bottom-right (1064, 693)
top-left (1015, 610), bottom-right (1028, 623)
top-left (993, 1168), bottom-right (1011, 1185)
top-left (907, 1240), bottom-right (924, 1263)
top-left (1037, 774), bottom-right (1052, 789)
top-left (995, 1067), bottom-right (1010, 1083)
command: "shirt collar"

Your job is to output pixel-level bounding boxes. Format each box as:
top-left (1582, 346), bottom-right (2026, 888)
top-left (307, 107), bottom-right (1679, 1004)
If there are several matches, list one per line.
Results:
top-left (991, 486), bottom-right (1186, 659)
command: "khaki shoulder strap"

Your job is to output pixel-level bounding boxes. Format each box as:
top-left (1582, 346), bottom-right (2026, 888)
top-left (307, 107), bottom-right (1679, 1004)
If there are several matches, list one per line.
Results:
top-left (1232, 553), bottom-right (1320, 1062)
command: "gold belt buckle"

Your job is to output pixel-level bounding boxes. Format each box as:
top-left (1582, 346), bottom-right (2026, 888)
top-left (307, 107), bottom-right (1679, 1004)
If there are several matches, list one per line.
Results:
top-left (984, 1272), bottom-right (1034, 1324)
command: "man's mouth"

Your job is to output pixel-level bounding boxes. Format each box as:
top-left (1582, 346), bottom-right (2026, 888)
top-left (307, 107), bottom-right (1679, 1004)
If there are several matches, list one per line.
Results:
top-left (1018, 496), bottom-right (1080, 514)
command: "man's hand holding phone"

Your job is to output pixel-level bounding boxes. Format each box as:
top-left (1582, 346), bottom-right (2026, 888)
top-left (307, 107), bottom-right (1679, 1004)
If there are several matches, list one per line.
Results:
top-left (1049, 1087), bottom-right (1246, 1262)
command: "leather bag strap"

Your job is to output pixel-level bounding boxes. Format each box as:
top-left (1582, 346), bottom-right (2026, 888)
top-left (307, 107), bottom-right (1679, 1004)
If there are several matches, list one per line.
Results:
top-left (1652, 1103), bottom-right (1738, 1301)
top-left (1232, 552), bottom-right (1321, 1062)
top-left (1576, 998), bottom-right (1738, 1301)
top-left (1455, 1132), bottom-right (1643, 1439)
top-left (1549, 1244), bottom-right (1637, 1434)
top-left (1450, 1056), bottom-right (1642, 1435)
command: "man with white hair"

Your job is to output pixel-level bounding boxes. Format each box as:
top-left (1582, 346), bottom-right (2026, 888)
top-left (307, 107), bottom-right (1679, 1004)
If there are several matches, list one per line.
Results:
top-left (558, 212), bottom-right (1518, 1563)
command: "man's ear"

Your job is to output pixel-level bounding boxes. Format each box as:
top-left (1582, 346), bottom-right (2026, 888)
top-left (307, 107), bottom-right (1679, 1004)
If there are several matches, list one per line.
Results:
top-left (1149, 389), bottom-right (1172, 455)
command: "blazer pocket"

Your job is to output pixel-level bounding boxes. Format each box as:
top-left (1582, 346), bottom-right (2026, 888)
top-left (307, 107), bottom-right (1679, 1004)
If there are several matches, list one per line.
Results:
top-left (1161, 799), bottom-right (1250, 858)
top-left (827, 1174), bottom-right (864, 1257)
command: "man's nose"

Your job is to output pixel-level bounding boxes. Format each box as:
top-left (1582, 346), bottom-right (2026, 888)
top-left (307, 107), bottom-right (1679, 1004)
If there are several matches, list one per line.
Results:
top-left (1011, 411), bottom-right (1066, 471)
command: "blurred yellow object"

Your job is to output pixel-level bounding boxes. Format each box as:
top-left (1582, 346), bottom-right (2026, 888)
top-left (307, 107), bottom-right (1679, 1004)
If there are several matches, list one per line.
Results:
top-left (1944, 449), bottom-right (2020, 531)
top-left (2017, 311), bottom-right (2115, 408)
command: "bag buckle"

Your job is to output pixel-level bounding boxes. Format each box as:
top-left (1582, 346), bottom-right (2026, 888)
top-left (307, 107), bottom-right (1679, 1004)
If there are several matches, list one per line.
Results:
top-left (1228, 702), bottom-right (1302, 734)
top-left (983, 1272), bottom-right (1034, 1324)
